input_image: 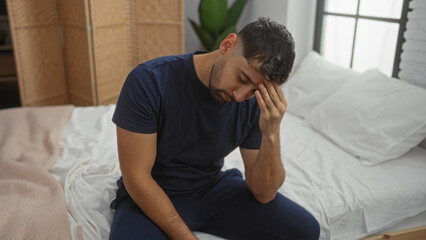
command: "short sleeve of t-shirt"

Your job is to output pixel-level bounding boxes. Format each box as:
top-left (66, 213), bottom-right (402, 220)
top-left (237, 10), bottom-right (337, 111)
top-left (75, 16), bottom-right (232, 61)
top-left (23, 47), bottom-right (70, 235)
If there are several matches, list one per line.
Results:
top-left (239, 106), bottom-right (262, 149)
top-left (112, 66), bottom-right (160, 134)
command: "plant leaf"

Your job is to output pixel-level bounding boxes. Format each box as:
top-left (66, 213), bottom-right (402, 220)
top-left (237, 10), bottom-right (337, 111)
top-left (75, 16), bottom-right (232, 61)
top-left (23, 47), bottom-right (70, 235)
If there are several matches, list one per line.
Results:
top-left (225, 0), bottom-right (247, 29)
top-left (211, 25), bottom-right (236, 51)
top-left (189, 18), bottom-right (214, 50)
top-left (199, 0), bottom-right (227, 35)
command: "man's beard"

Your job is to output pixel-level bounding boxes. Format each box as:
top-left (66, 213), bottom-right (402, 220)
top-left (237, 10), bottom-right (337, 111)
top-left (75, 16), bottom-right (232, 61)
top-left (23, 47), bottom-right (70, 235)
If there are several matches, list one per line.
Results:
top-left (209, 59), bottom-right (234, 104)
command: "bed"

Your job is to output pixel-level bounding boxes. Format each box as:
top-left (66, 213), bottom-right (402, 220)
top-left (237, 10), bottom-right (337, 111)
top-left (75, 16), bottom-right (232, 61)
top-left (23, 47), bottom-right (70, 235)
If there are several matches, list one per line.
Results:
top-left (1, 51), bottom-right (426, 240)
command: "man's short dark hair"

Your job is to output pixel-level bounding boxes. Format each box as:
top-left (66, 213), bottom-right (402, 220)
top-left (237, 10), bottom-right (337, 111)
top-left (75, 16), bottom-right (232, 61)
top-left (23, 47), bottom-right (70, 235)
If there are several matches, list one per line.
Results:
top-left (237, 17), bottom-right (295, 84)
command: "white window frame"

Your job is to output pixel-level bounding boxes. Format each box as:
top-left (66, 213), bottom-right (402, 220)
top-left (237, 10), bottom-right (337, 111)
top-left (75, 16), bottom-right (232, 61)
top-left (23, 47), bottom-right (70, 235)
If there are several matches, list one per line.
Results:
top-left (313, 0), bottom-right (411, 78)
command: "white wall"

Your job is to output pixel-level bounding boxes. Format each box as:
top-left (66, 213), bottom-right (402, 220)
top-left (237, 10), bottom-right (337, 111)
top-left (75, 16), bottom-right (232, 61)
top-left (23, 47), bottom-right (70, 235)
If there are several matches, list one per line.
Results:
top-left (236, 0), bottom-right (288, 30)
top-left (184, 0), bottom-right (317, 66)
top-left (185, 0), bottom-right (202, 52)
top-left (286, 0), bottom-right (317, 66)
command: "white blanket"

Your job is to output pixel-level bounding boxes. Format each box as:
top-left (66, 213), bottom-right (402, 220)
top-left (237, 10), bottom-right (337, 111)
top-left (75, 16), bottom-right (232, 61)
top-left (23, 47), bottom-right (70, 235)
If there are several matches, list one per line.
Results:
top-left (50, 105), bottom-right (426, 240)
top-left (50, 105), bottom-right (120, 240)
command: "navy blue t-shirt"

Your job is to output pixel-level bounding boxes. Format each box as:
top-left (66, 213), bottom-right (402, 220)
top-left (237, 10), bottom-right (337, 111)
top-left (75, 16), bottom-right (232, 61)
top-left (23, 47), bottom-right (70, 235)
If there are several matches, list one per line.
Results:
top-left (112, 51), bottom-right (262, 192)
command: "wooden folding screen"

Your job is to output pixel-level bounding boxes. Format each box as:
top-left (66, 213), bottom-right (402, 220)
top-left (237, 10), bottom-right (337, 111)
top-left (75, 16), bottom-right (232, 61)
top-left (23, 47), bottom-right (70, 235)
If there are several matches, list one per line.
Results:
top-left (6, 0), bottom-right (184, 106)
top-left (6, 0), bottom-right (69, 106)
top-left (130, 0), bottom-right (185, 63)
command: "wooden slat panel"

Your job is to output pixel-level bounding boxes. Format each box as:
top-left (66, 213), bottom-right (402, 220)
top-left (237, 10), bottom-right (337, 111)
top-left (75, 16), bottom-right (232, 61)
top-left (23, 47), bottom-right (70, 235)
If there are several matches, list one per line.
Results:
top-left (6, 0), bottom-right (69, 106)
top-left (134, 0), bottom-right (182, 23)
top-left (135, 24), bottom-right (183, 63)
top-left (6, 1), bottom-right (57, 26)
top-left (26, 93), bottom-right (69, 107)
top-left (68, 93), bottom-right (92, 106)
top-left (62, 25), bottom-right (93, 104)
top-left (89, 0), bottom-right (132, 105)
top-left (92, 26), bottom-right (132, 105)
top-left (58, 0), bottom-right (86, 24)
top-left (130, 0), bottom-right (184, 64)
top-left (58, 0), bottom-right (94, 105)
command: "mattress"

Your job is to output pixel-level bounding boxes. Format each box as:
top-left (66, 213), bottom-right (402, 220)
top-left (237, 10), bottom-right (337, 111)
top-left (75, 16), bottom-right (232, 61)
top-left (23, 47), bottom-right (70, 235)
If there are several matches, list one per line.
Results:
top-left (50, 105), bottom-right (426, 240)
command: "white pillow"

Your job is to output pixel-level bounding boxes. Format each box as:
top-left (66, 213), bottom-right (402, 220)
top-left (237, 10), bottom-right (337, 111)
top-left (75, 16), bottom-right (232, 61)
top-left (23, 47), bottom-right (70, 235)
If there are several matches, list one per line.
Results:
top-left (305, 69), bottom-right (426, 166)
top-left (283, 51), bottom-right (360, 118)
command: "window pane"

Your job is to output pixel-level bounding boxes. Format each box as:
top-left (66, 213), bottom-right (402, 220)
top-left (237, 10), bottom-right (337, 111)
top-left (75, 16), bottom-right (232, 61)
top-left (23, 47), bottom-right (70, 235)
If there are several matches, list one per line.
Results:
top-left (352, 19), bottom-right (399, 76)
top-left (325, 0), bottom-right (358, 15)
top-left (321, 15), bottom-right (356, 68)
top-left (359, 0), bottom-right (403, 19)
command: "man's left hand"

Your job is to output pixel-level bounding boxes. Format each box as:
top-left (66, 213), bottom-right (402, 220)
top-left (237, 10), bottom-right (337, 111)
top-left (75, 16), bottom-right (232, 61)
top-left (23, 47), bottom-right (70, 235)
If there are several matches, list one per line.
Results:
top-left (255, 81), bottom-right (287, 138)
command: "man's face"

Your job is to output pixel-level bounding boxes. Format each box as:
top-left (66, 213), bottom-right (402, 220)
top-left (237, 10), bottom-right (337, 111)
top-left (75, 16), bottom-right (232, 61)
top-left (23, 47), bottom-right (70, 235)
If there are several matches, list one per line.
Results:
top-left (209, 54), bottom-right (267, 104)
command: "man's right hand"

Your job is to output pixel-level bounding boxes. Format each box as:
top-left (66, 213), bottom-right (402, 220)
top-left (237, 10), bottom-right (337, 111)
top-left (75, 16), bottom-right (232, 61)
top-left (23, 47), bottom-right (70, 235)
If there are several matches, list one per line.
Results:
top-left (116, 126), bottom-right (198, 240)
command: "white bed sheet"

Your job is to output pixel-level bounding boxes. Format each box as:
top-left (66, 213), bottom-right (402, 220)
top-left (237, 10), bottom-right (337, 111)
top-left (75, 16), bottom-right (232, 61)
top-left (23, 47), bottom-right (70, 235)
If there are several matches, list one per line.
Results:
top-left (50, 105), bottom-right (426, 240)
top-left (225, 111), bottom-right (426, 240)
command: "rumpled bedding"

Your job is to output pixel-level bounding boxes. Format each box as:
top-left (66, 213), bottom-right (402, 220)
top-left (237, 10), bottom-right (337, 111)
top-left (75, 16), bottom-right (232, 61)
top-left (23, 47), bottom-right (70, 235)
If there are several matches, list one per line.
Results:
top-left (50, 105), bottom-right (121, 240)
top-left (0, 105), bottom-right (74, 240)
top-left (49, 105), bottom-right (426, 240)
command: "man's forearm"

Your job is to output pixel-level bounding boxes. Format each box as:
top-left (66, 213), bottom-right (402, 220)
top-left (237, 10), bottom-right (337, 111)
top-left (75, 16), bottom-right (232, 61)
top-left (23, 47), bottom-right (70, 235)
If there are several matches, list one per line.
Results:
top-left (246, 133), bottom-right (285, 204)
top-left (123, 176), bottom-right (197, 240)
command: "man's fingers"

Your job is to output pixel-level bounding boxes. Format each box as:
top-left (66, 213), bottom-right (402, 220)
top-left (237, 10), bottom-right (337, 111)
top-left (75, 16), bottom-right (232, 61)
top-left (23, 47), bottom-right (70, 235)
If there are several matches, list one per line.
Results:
top-left (262, 81), bottom-right (287, 114)
top-left (273, 82), bottom-right (287, 109)
top-left (265, 80), bottom-right (281, 108)
top-left (274, 82), bottom-right (285, 102)
top-left (259, 84), bottom-right (274, 111)
top-left (255, 90), bottom-right (269, 116)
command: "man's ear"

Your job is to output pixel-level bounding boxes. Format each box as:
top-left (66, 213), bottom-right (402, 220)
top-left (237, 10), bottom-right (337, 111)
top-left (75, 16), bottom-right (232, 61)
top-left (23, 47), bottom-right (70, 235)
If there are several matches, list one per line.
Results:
top-left (218, 33), bottom-right (238, 55)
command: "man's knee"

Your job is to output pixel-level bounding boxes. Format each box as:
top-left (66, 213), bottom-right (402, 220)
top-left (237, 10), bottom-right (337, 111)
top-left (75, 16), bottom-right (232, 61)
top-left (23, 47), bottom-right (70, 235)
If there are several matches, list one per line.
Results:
top-left (274, 212), bottom-right (320, 240)
top-left (301, 214), bottom-right (320, 240)
top-left (272, 194), bottom-right (320, 240)
top-left (109, 198), bottom-right (168, 240)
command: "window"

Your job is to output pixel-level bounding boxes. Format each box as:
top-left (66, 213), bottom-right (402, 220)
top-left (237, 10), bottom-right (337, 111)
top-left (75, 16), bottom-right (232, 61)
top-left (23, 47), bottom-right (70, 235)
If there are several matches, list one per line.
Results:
top-left (314, 0), bottom-right (411, 77)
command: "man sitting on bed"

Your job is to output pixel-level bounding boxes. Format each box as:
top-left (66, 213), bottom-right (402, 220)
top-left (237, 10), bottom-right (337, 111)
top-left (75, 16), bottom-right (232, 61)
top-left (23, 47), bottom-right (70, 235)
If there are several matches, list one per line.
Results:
top-left (109, 18), bottom-right (320, 240)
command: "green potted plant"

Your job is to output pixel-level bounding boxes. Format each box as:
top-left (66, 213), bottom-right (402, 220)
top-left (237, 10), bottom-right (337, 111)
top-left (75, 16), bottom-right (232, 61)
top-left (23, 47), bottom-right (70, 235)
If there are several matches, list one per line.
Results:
top-left (189, 0), bottom-right (247, 52)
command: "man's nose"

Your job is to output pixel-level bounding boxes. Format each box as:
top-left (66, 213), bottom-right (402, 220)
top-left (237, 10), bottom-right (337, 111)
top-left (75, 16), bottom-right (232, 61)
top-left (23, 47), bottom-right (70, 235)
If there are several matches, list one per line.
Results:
top-left (233, 88), bottom-right (249, 102)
